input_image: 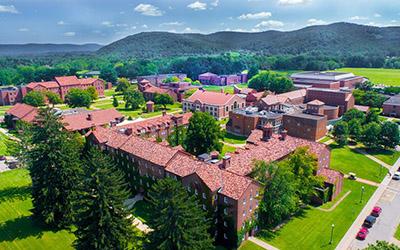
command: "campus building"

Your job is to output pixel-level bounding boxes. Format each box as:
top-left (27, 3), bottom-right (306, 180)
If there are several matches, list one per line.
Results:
top-left (137, 73), bottom-right (187, 87)
top-left (305, 88), bottom-right (355, 116)
top-left (290, 71), bottom-right (365, 89)
top-left (198, 72), bottom-right (248, 86)
top-left (382, 95), bottom-right (400, 117)
top-left (182, 90), bottom-right (246, 120)
top-left (0, 86), bottom-right (24, 106)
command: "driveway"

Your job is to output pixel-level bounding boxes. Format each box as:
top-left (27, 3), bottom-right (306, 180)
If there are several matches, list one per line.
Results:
top-left (348, 179), bottom-right (400, 249)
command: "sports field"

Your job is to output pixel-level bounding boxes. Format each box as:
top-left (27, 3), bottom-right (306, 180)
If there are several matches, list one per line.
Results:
top-left (335, 68), bottom-right (400, 86)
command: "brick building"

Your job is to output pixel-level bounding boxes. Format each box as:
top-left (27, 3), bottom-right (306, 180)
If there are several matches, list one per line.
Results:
top-left (305, 88), bottom-right (354, 116)
top-left (382, 95), bottom-right (400, 117)
top-left (137, 73), bottom-right (187, 87)
top-left (291, 71), bottom-right (365, 89)
top-left (182, 90), bottom-right (246, 120)
top-left (4, 103), bottom-right (38, 128)
top-left (198, 72), bottom-right (248, 86)
top-left (282, 112), bottom-right (327, 141)
top-left (0, 86), bottom-right (24, 105)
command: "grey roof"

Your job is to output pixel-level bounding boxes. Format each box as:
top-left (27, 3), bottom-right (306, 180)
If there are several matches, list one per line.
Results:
top-left (384, 96), bottom-right (400, 106)
top-left (284, 112), bottom-right (326, 121)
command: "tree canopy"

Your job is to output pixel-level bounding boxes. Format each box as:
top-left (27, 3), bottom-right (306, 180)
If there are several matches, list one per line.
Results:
top-left (23, 91), bottom-right (45, 107)
top-left (65, 88), bottom-right (93, 108)
top-left (123, 87), bottom-right (145, 110)
top-left (248, 71), bottom-right (294, 93)
top-left (154, 93), bottom-right (174, 109)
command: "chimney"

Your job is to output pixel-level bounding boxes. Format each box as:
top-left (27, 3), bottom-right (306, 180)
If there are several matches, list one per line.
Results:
top-left (280, 129), bottom-right (288, 141)
top-left (172, 114), bottom-right (183, 127)
top-left (87, 114), bottom-right (92, 121)
top-left (220, 88), bottom-right (224, 93)
top-left (221, 155), bottom-right (231, 169)
top-left (162, 110), bottom-right (167, 117)
top-left (125, 128), bottom-right (133, 136)
top-left (262, 123), bottom-right (273, 141)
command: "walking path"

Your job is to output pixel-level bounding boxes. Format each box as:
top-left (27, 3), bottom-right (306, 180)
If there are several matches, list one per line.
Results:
top-left (335, 157), bottom-right (400, 250)
top-left (348, 146), bottom-right (392, 169)
top-left (248, 237), bottom-right (279, 250)
top-left (343, 174), bottom-right (380, 187)
top-left (124, 194), bottom-right (152, 233)
top-left (316, 191), bottom-right (352, 212)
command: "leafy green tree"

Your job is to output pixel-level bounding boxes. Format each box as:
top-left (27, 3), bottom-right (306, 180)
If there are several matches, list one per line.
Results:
top-left (342, 109), bottom-right (365, 123)
top-left (74, 148), bottom-right (136, 250)
top-left (86, 86), bottom-right (98, 100)
top-left (248, 71), bottom-right (293, 93)
top-left (183, 112), bottom-right (223, 155)
top-left (100, 66), bottom-right (118, 83)
top-left (112, 95), bottom-right (119, 107)
top-left (45, 91), bottom-right (62, 105)
top-left (247, 65), bottom-right (259, 80)
top-left (163, 76), bottom-right (180, 83)
top-left (249, 160), bottom-right (276, 185)
top-left (124, 87), bottom-right (145, 110)
top-left (65, 88), bottom-right (92, 108)
top-left (361, 122), bottom-right (382, 149)
top-left (145, 178), bottom-right (214, 250)
top-left (380, 121), bottom-right (400, 149)
top-left (154, 93), bottom-right (174, 109)
top-left (167, 126), bottom-right (186, 147)
top-left (183, 77), bottom-right (192, 83)
top-left (23, 91), bottom-right (45, 107)
top-left (282, 147), bottom-right (323, 203)
top-left (365, 110), bottom-right (380, 124)
top-left (22, 107), bottom-right (82, 228)
top-left (257, 163), bottom-right (298, 228)
top-left (348, 119), bottom-right (362, 141)
top-left (116, 78), bottom-right (130, 92)
top-left (332, 121), bottom-right (349, 146)
top-left (365, 241), bottom-right (400, 250)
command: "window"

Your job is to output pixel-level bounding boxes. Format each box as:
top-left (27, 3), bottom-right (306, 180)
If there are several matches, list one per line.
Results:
top-left (202, 193), bottom-right (206, 199)
top-left (224, 221), bottom-right (227, 227)
top-left (187, 186), bottom-right (191, 192)
top-left (243, 198), bottom-right (246, 205)
top-left (224, 233), bottom-right (228, 239)
top-left (215, 218), bottom-right (218, 224)
top-left (250, 206), bottom-right (252, 212)
top-left (224, 208), bottom-right (228, 215)
top-left (202, 204), bottom-right (206, 210)
top-left (223, 197), bottom-right (228, 204)
top-left (243, 210), bottom-right (246, 217)
top-left (195, 189), bottom-right (198, 196)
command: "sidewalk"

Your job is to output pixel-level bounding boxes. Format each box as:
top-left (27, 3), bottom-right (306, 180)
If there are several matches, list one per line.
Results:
top-left (248, 237), bottom-right (279, 250)
top-left (335, 157), bottom-right (400, 250)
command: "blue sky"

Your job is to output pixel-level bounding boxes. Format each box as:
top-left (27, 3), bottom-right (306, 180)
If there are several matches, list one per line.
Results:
top-left (0, 0), bottom-right (399, 44)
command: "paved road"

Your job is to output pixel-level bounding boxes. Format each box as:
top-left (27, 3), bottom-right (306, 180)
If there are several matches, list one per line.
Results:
top-left (349, 179), bottom-right (400, 249)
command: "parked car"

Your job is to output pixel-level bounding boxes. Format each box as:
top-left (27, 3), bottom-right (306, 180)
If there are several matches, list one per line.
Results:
top-left (349, 172), bottom-right (357, 180)
top-left (356, 227), bottom-right (369, 240)
top-left (0, 155), bottom-right (5, 161)
top-left (393, 172), bottom-right (400, 180)
top-left (371, 206), bottom-right (382, 217)
top-left (363, 215), bottom-right (377, 228)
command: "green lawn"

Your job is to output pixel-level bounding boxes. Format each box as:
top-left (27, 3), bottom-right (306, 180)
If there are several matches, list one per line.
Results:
top-left (0, 131), bottom-right (17, 156)
top-left (0, 169), bottom-right (75, 250)
top-left (223, 132), bottom-right (247, 145)
top-left (239, 240), bottom-right (264, 250)
top-left (202, 83), bottom-right (248, 94)
top-left (0, 105), bottom-right (11, 116)
top-left (364, 148), bottom-right (400, 166)
top-left (329, 144), bottom-right (387, 183)
top-left (104, 87), bottom-right (118, 97)
top-left (335, 68), bottom-right (400, 86)
top-left (258, 180), bottom-right (376, 250)
top-left (395, 224), bottom-right (400, 241)
top-left (319, 136), bottom-right (332, 144)
top-left (131, 200), bottom-right (152, 223)
top-left (221, 144), bottom-right (237, 156)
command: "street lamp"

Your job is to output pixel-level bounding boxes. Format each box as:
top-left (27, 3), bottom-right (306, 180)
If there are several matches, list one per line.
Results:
top-left (329, 224), bottom-right (335, 244)
top-left (360, 186), bottom-right (365, 203)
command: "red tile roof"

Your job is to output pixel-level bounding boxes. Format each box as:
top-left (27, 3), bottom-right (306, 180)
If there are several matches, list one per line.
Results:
top-left (165, 151), bottom-right (205, 177)
top-left (55, 76), bottom-right (81, 86)
top-left (5, 103), bottom-right (38, 123)
top-left (354, 105), bottom-right (370, 113)
top-left (79, 78), bottom-right (100, 85)
top-left (26, 81), bottom-right (59, 89)
top-left (219, 170), bottom-right (254, 200)
top-left (278, 89), bottom-right (307, 101)
top-left (308, 99), bottom-right (325, 105)
top-left (185, 90), bottom-right (238, 105)
top-left (62, 108), bottom-right (123, 131)
top-left (260, 95), bottom-right (288, 106)
top-left (143, 86), bottom-right (168, 94)
top-left (317, 168), bottom-right (343, 185)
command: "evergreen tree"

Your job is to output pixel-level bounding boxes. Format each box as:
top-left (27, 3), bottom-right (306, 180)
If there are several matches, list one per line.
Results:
top-left (23, 107), bottom-right (82, 228)
top-left (183, 112), bottom-right (223, 155)
top-left (145, 178), bottom-right (214, 250)
top-left (74, 148), bottom-right (136, 250)
top-left (113, 95), bottom-right (119, 107)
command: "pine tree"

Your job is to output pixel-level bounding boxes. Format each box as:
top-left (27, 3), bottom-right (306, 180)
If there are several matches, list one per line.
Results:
top-left (145, 178), bottom-right (214, 250)
top-left (24, 107), bottom-right (82, 228)
top-left (74, 148), bottom-right (136, 250)
top-left (113, 95), bottom-right (119, 107)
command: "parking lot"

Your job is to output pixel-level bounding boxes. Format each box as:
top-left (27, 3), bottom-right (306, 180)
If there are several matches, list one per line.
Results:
top-left (349, 179), bottom-right (400, 249)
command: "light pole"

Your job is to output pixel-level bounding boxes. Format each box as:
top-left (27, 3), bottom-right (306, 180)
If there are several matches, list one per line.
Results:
top-left (360, 186), bottom-right (365, 203)
top-left (329, 224), bottom-right (335, 244)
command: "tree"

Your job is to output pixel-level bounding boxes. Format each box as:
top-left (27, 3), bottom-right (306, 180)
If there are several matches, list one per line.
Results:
top-left (112, 95), bottom-right (119, 107)
top-left (332, 121), bottom-right (349, 146)
top-left (365, 241), bottom-right (400, 250)
top-left (163, 76), bottom-right (180, 83)
top-left (65, 88), bottom-right (92, 108)
top-left (86, 86), bottom-right (98, 100)
top-left (145, 178), bottom-right (214, 250)
top-left (365, 110), bottom-right (380, 124)
top-left (248, 71), bottom-right (293, 93)
top-left (74, 148), bottom-right (136, 250)
top-left (124, 87), bottom-right (145, 110)
top-left (282, 147), bottom-right (323, 203)
top-left (183, 112), bottom-right (223, 155)
top-left (100, 66), bottom-right (118, 83)
top-left (360, 122), bottom-right (382, 149)
top-left (342, 109), bottom-right (365, 123)
top-left (23, 91), bottom-right (45, 107)
top-left (22, 107), bottom-right (82, 228)
top-left (154, 93), bottom-right (174, 109)
top-left (167, 126), bottom-right (186, 147)
top-left (247, 65), bottom-right (259, 80)
top-left (45, 91), bottom-right (62, 105)
top-left (116, 78), bottom-right (130, 92)
top-left (257, 163), bottom-right (298, 228)
top-left (348, 119), bottom-right (362, 141)
top-left (380, 121), bottom-right (400, 149)
top-left (183, 77), bottom-right (192, 83)
top-left (249, 160), bottom-right (276, 185)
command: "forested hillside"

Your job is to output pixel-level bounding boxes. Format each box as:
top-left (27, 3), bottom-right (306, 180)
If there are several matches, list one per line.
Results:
top-left (0, 43), bottom-right (102, 56)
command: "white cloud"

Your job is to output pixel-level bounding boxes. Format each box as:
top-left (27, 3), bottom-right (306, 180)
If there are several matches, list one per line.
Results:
top-left (64, 32), bottom-right (76, 37)
top-left (391, 20), bottom-right (398, 23)
top-left (225, 28), bottom-right (261, 33)
top-left (374, 13), bottom-right (381, 18)
top-left (18, 28), bottom-right (29, 32)
top-left (134, 4), bottom-right (163, 16)
top-left (278, 0), bottom-right (310, 6)
top-left (350, 16), bottom-right (368, 21)
top-left (211, 0), bottom-right (219, 7)
top-left (184, 27), bottom-right (193, 32)
top-left (160, 22), bottom-right (184, 26)
top-left (187, 1), bottom-right (207, 11)
top-left (0, 5), bottom-right (18, 13)
top-left (142, 24), bottom-right (148, 29)
top-left (307, 18), bottom-right (327, 26)
top-left (101, 21), bottom-right (114, 27)
top-left (57, 21), bottom-right (66, 25)
top-left (238, 12), bottom-right (272, 20)
top-left (255, 20), bottom-right (284, 29)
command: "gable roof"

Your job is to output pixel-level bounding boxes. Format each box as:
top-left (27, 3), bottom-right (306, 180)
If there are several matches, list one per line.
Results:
top-left (185, 90), bottom-right (239, 106)
top-left (278, 89), bottom-right (307, 101)
top-left (260, 95), bottom-right (288, 106)
top-left (62, 108), bottom-right (123, 131)
top-left (5, 103), bottom-right (38, 123)
top-left (55, 76), bottom-right (81, 86)
top-left (79, 78), bottom-right (100, 85)
top-left (308, 99), bottom-right (325, 105)
top-left (26, 81), bottom-right (59, 89)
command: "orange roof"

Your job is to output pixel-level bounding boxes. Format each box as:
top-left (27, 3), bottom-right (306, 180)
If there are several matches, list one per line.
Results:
top-left (185, 90), bottom-right (238, 105)
top-left (26, 81), bottom-right (59, 89)
top-left (79, 78), bottom-right (100, 85)
top-left (55, 76), bottom-right (81, 86)
top-left (5, 103), bottom-right (38, 123)
top-left (317, 168), bottom-right (343, 185)
top-left (62, 108), bottom-right (123, 131)
top-left (260, 94), bottom-right (288, 106)
top-left (143, 86), bottom-right (169, 94)
top-left (278, 89), bottom-right (307, 101)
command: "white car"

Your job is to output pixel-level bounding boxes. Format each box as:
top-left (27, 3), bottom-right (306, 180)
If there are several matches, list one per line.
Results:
top-left (393, 172), bottom-right (400, 180)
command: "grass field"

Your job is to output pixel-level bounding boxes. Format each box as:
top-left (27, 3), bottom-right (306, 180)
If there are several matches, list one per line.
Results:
top-left (329, 144), bottom-right (387, 183)
top-left (0, 105), bottom-right (11, 117)
top-left (335, 68), bottom-right (400, 86)
top-left (221, 144), bottom-right (237, 156)
top-left (202, 83), bottom-right (248, 94)
top-left (0, 131), bottom-right (17, 156)
top-left (0, 169), bottom-right (75, 250)
top-left (258, 180), bottom-right (376, 250)
top-left (131, 200), bottom-right (152, 223)
top-left (364, 148), bottom-right (400, 166)
top-left (223, 132), bottom-right (247, 145)
top-left (395, 224), bottom-right (400, 241)
top-left (239, 240), bottom-right (264, 250)
top-left (319, 136), bottom-right (332, 144)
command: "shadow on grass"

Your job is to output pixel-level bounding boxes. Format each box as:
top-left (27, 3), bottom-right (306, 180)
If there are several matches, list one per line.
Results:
top-left (0, 216), bottom-right (45, 242)
top-left (0, 185), bottom-right (31, 203)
